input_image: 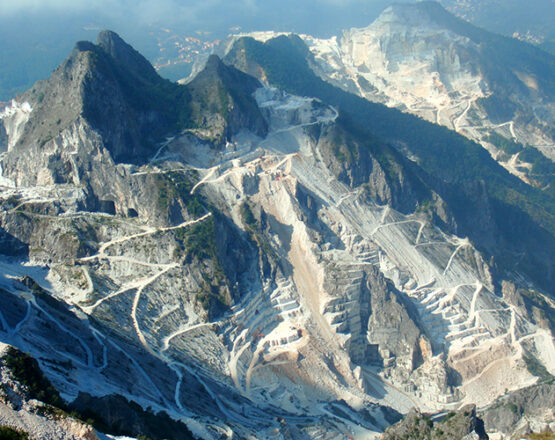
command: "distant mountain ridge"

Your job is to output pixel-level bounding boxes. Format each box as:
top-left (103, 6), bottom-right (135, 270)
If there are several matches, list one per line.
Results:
top-left (0, 30), bottom-right (267, 187)
top-left (232, 2), bottom-right (554, 170)
top-left (223, 33), bottom-right (555, 292)
top-left (0, 28), bottom-right (553, 440)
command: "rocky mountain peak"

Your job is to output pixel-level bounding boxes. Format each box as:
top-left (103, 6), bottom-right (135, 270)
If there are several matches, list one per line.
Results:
top-left (96, 29), bottom-right (127, 51)
top-left (402, 1), bottom-right (455, 21)
top-left (369, 1), bottom-right (492, 45)
top-left (380, 404), bottom-right (490, 440)
top-left (186, 53), bottom-right (267, 142)
top-left (204, 53), bottom-right (226, 71)
top-left (73, 40), bottom-right (97, 54)
top-left (95, 29), bottom-right (160, 84)
top-left (192, 53), bottom-right (261, 95)
top-left (8, 30), bottom-right (180, 165)
top-left (374, 1), bottom-right (451, 29)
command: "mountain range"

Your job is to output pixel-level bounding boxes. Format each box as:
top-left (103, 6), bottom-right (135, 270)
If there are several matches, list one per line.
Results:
top-left (0, 3), bottom-right (553, 440)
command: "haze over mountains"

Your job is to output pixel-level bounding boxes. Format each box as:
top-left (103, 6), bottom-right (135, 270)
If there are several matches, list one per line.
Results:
top-left (0, 2), bottom-right (553, 440)
top-left (1, 0), bottom-right (554, 100)
top-left (227, 1), bottom-right (554, 193)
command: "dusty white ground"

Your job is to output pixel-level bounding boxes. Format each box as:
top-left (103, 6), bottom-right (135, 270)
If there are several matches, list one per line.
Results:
top-left (0, 342), bottom-right (116, 440)
top-left (0, 85), bottom-right (553, 439)
top-left (157, 86), bottom-right (554, 413)
top-left (234, 5), bottom-right (554, 182)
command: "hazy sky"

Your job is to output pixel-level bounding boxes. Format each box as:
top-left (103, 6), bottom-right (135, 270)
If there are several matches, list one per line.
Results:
top-left (0, 0), bottom-right (394, 35)
top-left (0, 0), bottom-right (552, 100)
top-left (0, 0), bottom-right (400, 100)
top-left (0, 0), bottom-right (359, 13)
top-left (0, 0), bottom-right (250, 18)
top-left (0, 0), bottom-right (378, 19)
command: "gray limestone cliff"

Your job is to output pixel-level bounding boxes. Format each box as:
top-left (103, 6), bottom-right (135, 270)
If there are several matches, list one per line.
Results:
top-left (0, 28), bottom-right (553, 440)
top-left (381, 405), bottom-right (489, 440)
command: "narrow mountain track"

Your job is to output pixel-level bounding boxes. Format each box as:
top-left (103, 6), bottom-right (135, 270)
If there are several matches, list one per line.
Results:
top-left (443, 239), bottom-right (469, 276)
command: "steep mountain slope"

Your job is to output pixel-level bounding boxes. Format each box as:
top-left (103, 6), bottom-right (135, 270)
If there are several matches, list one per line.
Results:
top-left (0, 30), bottom-right (553, 440)
top-left (0, 343), bottom-right (191, 440)
top-left (380, 405), bottom-right (489, 440)
top-left (0, 344), bottom-right (100, 440)
top-left (234, 2), bottom-right (555, 193)
top-left (222, 33), bottom-right (555, 293)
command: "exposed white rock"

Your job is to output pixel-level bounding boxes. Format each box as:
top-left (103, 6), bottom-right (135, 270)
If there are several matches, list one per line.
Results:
top-left (0, 101), bottom-right (32, 151)
top-left (0, 82), bottom-right (552, 439)
top-left (238, 4), bottom-right (554, 181)
top-left (0, 343), bottom-right (104, 440)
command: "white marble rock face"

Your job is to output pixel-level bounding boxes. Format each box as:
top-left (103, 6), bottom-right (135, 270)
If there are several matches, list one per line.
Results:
top-left (0, 23), bottom-right (553, 439)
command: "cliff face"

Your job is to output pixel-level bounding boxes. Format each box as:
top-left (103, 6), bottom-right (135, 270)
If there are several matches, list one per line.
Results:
top-left (0, 30), bottom-right (553, 439)
top-left (304, 2), bottom-right (555, 171)
top-left (381, 405), bottom-right (489, 440)
top-left (480, 382), bottom-right (555, 438)
top-left (223, 28), bottom-right (555, 293)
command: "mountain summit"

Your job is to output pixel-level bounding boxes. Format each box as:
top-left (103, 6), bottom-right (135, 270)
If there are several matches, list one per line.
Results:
top-left (1, 31), bottom-right (267, 187)
top-left (298, 2), bottom-right (554, 185)
top-left (95, 30), bottom-right (161, 84)
top-left (0, 27), bottom-right (553, 440)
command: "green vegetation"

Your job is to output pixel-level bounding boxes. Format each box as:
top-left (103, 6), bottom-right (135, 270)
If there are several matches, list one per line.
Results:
top-left (225, 35), bottom-right (555, 290)
top-left (506, 401), bottom-right (519, 414)
top-left (487, 132), bottom-right (524, 155)
top-left (240, 202), bottom-right (257, 228)
top-left (0, 427), bottom-right (29, 440)
top-left (173, 213), bottom-right (230, 312)
top-left (196, 279), bottom-right (230, 312)
top-left (527, 432), bottom-right (555, 440)
top-left (184, 216), bottom-right (217, 261)
top-left (215, 84), bottom-right (231, 120)
top-left (155, 171), bottom-right (204, 217)
top-left (238, 201), bottom-right (281, 263)
top-left (485, 133), bottom-right (554, 195)
top-left (5, 347), bottom-right (64, 408)
top-left (519, 147), bottom-right (555, 191)
top-left (523, 354), bottom-right (553, 381)
top-left (442, 412), bottom-right (456, 422)
top-left (168, 171), bottom-right (204, 217)
top-left (416, 198), bottom-right (436, 214)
